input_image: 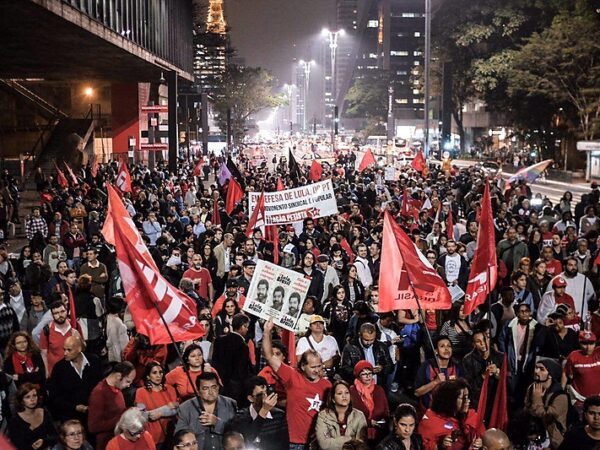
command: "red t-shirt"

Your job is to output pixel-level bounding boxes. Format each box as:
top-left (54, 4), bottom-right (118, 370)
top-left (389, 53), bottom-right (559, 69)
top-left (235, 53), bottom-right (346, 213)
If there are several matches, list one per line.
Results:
top-left (276, 363), bottom-right (332, 444)
top-left (545, 259), bottom-right (563, 276)
top-left (182, 267), bottom-right (212, 300)
top-left (105, 432), bottom-right (156, 450)
top-left (39, 323), bottom-right (78, 375)
top-left (564, 348), bottom-right (600, 399)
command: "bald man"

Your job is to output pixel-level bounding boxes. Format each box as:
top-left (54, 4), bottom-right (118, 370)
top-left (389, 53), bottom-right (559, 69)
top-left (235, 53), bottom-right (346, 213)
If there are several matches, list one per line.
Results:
top-left (482, 428), bottom-right (512, 450)
top-left (47, 335), bottom-right (103, 422)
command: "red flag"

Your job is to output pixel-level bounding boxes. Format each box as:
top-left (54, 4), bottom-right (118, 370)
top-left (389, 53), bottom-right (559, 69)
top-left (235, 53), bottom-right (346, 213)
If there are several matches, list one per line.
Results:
top-left (358, 149), bottom-right (376, 172)
top-left (446, 208), bottom-right (454, 240)
top-left (276, 177), bottom-right (285, 191)
top-left (411, 150), bottom-right (426, 173)
top-left (102, 184), bottom-right (205, 344)
top-left (212, 199), bottom-right (221, 226)
top-left (54, 162), bottom-right (69, 189)
top-left (246, 191), bottom-right (265, 238)
top-left (64, 162), bottom-right (79, 186)
top-left (378, 211), bottom-right (452, 312)
top-left (476, 369), bottom-right (491, 431)
top-left (193, 157), bottom-right (204, 177)
top-left (281, 329), bottom-right (297, 367)
top-left (340, 238), bottom-right (354, 264)
top-left (401, 189), bottom-right (420, 221)
top-left (116, 161), bottom-right (132, 193)
top-left (464, 182), bottom-right (498, 315)
top-left (489, 353), bottom-right (509, 430)
top-left (67, 286), bottom-right (78, 330)
top-left (594, 250), bottom-right (600, 267)
top-left (0, 434), bottom-right (16, 450)
top-left (91, 157), bottom-right (99, 178)
top-left (225, 179), bottom-right (244, 215)
top-left (309, 160), bottom-right (323, 182)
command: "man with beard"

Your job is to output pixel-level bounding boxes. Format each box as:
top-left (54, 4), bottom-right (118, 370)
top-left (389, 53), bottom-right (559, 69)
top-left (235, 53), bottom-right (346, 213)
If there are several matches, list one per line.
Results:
top-left (262, 319), bottom-right (331, 449)
top-left (224, 376), bottom-right (288, 450)
top-left (39, 300), bottom-right (82, 375)
top-left (270, 286), bottom-right (284, 311)
top-left (183, 253), bottom-right (214, 303)
top-left (437, 240), bottom-right (469, 290)
top-left (236, 260), bottom-right (256, 296)
top-left (546, 256), bottom-right (594, 321)
top-left (244, 238), bottom-right (261, 263)
top-left (255, 279), bottom-right (269, 304)
top-left (286, 292), bottom-right (301, 317)
top-left (525, 358), bottom-right (569, 449)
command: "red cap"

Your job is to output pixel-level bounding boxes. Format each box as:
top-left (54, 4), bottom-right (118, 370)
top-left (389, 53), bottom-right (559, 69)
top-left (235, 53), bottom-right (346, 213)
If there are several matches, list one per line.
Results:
top-left (353, 360), bottom-right (374, 378)
top-left (579, 330), bottom-right (597, 343)
top-left (552, 277), bottom-right (567, 288)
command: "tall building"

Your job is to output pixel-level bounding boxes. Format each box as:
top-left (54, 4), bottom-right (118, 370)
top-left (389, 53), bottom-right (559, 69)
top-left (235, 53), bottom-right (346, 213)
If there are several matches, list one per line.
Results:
top-left (338, 0), bottom-right (425, 128)
top-left (192, 0), bottom-right (229, 94)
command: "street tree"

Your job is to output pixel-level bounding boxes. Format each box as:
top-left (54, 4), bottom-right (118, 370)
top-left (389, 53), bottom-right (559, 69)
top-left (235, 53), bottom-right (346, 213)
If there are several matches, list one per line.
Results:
top-left (344, 70), bottom-right (389, 137)
top-left (213, 65), bottom-right (284, 145)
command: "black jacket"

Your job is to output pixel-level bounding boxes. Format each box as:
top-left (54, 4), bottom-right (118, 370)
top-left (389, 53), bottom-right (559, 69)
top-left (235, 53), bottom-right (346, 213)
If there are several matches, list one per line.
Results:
top-left (461, 348), bottom-right (504, 410)
top-left (225, 406), bottom-right (288, 450)
top-left (212, 333), bottom-right (253, 403)
top-left (46, 353), bottom-right (102, 422)
top-left (376, 432), bottom-right (423, 450)
top-left (340, 338), bottom-right (393, 386)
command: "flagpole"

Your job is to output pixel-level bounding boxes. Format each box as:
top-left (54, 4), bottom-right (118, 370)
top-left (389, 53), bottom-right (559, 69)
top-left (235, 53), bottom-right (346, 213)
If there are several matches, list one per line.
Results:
top-left (408, 281), bottom-right (442, 370)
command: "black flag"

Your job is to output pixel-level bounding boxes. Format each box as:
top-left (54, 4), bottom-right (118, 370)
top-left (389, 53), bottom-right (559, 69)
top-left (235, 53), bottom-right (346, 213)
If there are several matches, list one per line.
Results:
top-left (288, 150), bottom-right (304, 181)
top-left (226, 157), bottom-right (245, 188)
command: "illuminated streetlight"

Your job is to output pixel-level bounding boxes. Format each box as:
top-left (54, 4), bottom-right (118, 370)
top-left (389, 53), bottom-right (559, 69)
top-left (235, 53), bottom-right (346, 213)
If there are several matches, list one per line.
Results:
top-left (84, 86), bottom-right (94, 97)
top-left (299, 60), bottom-right (314, 132)
top-left (322, 28), bottom-right (344, 148)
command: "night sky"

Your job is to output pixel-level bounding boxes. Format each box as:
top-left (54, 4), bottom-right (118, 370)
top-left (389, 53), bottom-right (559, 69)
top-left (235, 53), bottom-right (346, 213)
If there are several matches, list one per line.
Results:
top-left (227, 0), bottom-right (335, 85)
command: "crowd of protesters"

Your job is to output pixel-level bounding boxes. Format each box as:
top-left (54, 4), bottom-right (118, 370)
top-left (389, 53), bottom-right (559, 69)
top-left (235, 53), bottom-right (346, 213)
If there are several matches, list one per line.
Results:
top-left (0, 147), bottom-right (597, 450)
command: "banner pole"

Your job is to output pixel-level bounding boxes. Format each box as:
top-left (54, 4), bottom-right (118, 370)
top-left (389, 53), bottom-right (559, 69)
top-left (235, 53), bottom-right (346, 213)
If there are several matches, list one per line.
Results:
top-left (408, 281), bottom-right (442, 370)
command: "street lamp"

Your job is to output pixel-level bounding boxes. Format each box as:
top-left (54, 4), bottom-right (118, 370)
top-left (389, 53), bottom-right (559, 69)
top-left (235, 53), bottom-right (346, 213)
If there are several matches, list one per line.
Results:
top-left (84, 86), bottom-right (94, 120)
top-left (283, 83), bottom-right (296, 132)
top-left (322, 28), bottom-right (344, 149)
top-left (299, 60), bottom-right (314, 132)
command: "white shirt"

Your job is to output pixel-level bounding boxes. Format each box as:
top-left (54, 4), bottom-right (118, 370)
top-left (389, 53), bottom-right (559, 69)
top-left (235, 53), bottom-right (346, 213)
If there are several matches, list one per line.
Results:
top-left (546, 272), bottom-right (594, 319)
top-left (70, 353), bottom-right (90, 379)
top-left (295, 334), bottom-right (339, 362)
top-left (444, 253), bottom-right (461, 283)
top-left (354, 256), bottom-right (373, 289)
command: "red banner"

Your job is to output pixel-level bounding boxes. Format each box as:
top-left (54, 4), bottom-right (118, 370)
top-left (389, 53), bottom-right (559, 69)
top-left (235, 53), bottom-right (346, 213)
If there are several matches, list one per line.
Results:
top-left (309, 160), bottom-right (323, 181)
top-left (358, 149), bottom-right (376, 172)
top-left (379, 211), bottom-right (452, 312)
top-left (226, 178), bottom-right (244, 215)
top-left (102, 184), bottom-right (204, 344)
top-left (116, 161), bottom-right (132, 193)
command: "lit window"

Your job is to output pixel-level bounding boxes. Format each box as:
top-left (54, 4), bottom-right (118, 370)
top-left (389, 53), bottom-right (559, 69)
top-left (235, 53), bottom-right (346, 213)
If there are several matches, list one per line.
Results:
top-left (414, 61), bottom-right (420, 65)
top-left (368, 20), bottom-right (379, 28)
top-left (369, 53), bottom-right (378, 59)
top-left (397, 70), bottom-right (408, 75)
top-left (413, 89), bottom-right (421, 94)
top-left (396, 98), bottom-right (409, 104)
top-left (414, 32), bottom-right (421, 37)
top-left (402, 13), bottom-right (416, 17)
top-left (414, 51), bottom-right (423, 56)
top-left (391, 50), bottom-right (408, 56)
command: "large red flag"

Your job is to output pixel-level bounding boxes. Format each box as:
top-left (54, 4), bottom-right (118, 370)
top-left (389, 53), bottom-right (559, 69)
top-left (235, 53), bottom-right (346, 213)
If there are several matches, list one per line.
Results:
top-left (401, 189), bottom-right (420, 221)
top-left (246, 191), bottom-right (265, 238)
top-left (464, 181), bottom-right (498, 315)
top-left (192, 157), bottom-right (204, 177)
top-left (446, 208), bottom-right (454, 240)
top-left (309, 160), bottom-right (323, 182)
top-left (276, 177), bottom-right (285, 191)
top-left (225, 179), bottom-right (244, 215)
top-left (476, 369), bottom-right (491, 431)
top-left (54, 162), bottom-right (69, 189)
top-left (358, 149), bottom-right (376, 172)
top-left (411, 150), bottom-right (426, 173)
top-left (379, 211), bottom-right (452, 312)
top-left (116, 161), bottom-right (132, 193)
top-left (102, 184), bottom-right (204, 344)
top-left (64, 162), bottom-right (79, 186)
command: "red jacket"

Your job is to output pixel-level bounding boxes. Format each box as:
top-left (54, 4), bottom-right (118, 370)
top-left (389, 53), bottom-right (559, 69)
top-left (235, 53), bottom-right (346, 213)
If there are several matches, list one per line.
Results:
top-left (88, 380), bottom-right (126, 450)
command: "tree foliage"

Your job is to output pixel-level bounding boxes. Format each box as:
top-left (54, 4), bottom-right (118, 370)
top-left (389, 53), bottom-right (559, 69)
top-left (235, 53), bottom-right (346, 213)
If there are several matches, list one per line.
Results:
top-left (212, 65), bottom-right (284, 145)
top-left (345, 71), bottom-right (389, 120)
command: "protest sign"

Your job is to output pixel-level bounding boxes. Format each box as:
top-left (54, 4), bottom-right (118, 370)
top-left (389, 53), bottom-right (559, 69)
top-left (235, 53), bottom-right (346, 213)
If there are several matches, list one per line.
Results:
top-left (248, 179), bottom-right (338, 225)
top-left (242, 260), bottom-right (310, 331)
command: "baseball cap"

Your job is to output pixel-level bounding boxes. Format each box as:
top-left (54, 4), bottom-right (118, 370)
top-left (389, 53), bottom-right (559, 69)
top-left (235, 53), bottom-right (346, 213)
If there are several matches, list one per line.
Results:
top-left (579, 330), bottom-right (597, 343)
top-left (226, 279), bottom-right (238, 288)
top-left (309, 315), bottom-right (325, 324)
top-left (552, 277), bottom-right (567, 288)
top-left (242, 260), bottom-right (257, 267)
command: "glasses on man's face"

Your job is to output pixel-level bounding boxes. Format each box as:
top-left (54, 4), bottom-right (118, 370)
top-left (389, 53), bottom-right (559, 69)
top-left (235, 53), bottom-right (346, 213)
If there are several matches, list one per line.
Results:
top-left (176, 441), bottom-right (198, 449)
top-left (65, 431), bottom-right (84, 438)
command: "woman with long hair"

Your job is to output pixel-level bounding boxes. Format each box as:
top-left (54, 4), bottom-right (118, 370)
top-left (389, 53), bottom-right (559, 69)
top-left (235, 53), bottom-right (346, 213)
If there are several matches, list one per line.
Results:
top-left (439, 302), bottom-right (473, 360)
top-left (418, 379), bottom-right (482, 450)
top-left (296, 251), bottom-right (325, 301)
top-left (134, 362), bottom-right (178, 447)
top-left (8, 383), bottom-right (57, 450)
top-left (376, 404), bottom-right (424, 450)
top-left (528, 229), bottom-right (543, 262)
top-left (14, 245), bottom-right (32, 282)
top-left (214, 299), bottom-right (240, 337)
top-left (200, 243), bottom-right (218, 286)
top-left (4, 332), bottom-right (45, 388)
top-left (342, 264), bottom-right (365, 305)
top-left (322, 285), bottom-right (353, 350)
top-left (349, 361), bottom-right (389, 443)
top-left (51, 419), bottom-right (93, 450)
top-left (315, 380), bottom-right (368, 450)
top-left (165, 344), bottom-right (217, 401)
